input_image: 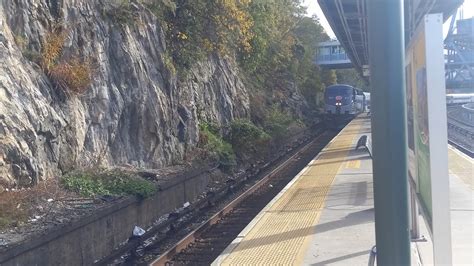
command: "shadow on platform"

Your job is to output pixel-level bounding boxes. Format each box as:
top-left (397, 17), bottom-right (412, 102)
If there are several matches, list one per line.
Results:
top-left (310, 249), bottom-right (371, 265)
top-left (221, 209), bottom-right (373, 255)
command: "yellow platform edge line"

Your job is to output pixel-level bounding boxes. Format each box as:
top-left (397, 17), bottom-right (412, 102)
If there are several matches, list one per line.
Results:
top-left (212, 120), bottom-right (363, 266)
top-left (217, 118), bottom-right (365, 265)
top-left (345, 160), bottom-right (361, 168)
top-left (293, 121), bottom-right (364, 266)
top-left (447, 145), bottom-right (474, 190)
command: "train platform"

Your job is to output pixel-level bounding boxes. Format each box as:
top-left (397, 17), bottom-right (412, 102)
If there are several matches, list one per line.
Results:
top-left (415, 146), bottom-right (473, 265)
top-left (212, 115), bottom-right (376, 265)
top-left (212, 114), bottom-right (474, 265)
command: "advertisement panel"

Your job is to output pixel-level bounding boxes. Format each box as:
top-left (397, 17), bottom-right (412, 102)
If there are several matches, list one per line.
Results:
top-left (405, 56), bottom-right (416, 186)
top-left (412, 31), bottom-right (433, 219)
top-left (405, 14), bottom-right (452, 264)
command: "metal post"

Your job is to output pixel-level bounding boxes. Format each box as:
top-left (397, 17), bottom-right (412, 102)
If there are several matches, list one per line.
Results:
top-left (409, 184), bottom-right (420, 239)
top-left (367, 0), bottom-right (411, 265)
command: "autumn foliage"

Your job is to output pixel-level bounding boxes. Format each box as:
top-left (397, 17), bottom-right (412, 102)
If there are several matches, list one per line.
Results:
top-left (40, 29), bottom-right (92, 95)
top-left (50, 58), bottom-right (92, 95)
top-left (144, 0), bottom-right (331, 104)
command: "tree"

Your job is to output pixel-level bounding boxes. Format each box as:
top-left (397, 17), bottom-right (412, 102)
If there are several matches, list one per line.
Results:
top-left (336, 68), bottom-right (369, 91)
top-left (147, 0), bottom-right (333, 108)
top-left (291, 16), bottom-right (330, 106)
top-left (321, 69), bottom-right (337, 86)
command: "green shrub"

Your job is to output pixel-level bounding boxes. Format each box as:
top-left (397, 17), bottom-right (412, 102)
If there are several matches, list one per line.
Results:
top-left (264, 106), bottom-right (294, 140)
top-left (107, 170), bottom-right (156, 197)
top-left (145, 0), bottom-right (254, 74)
top-left (62, 170), bottom-right (156, 198)
top-left (199, 123), bottom-right (236, 169)
top-left (228, 120), bottom-right (270, 159)
top-left (62, 172), bottom-right (107, 196)
top-left (146, 0), bottom-right (177, 22)
top-left (105, 0), bottom-right (136, 25)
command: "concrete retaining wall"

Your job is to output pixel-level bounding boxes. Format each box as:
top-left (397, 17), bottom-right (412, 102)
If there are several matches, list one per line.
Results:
top-left (0, 168), bottom-right (212, 266)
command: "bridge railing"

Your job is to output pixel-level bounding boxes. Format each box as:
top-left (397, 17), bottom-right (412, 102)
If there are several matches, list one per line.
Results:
top-left (316, 53), bottom-right (349, 63)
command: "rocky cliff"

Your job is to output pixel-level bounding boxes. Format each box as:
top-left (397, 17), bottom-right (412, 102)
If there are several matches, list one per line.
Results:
top-left (0, 0), bottom-right (250, 188)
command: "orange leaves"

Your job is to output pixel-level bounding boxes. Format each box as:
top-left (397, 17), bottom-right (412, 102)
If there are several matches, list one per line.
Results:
top-left (40, 29), bottom-right (92, 95)
top-left (49, 58), bottom-right (92, 95)
top-left (41, 31), bottom-right (67, 72)
top-left (215, 0), bottom-right (254, 54)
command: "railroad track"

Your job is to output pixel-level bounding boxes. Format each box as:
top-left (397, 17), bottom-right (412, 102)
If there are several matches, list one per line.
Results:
top-left (447, 106), bottom-right (473, 157)
top-left (146, 128), bottom-right (338, 266)
top-left (448, 140), bottom-right (473, 157)
top-left (94, 119), bottom-right (347, 265)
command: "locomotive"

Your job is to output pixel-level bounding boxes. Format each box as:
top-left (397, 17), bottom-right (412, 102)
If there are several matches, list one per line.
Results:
top-left (324, 84), bottom-right (366, 116)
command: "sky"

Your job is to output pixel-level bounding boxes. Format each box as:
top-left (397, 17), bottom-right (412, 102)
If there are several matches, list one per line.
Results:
top-left (302, 0), bottom-right (474, 39)
top-left (302, 0), bottom-right (335, 39)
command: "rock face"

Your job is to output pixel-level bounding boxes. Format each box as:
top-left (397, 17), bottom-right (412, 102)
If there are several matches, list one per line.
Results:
top-left (0, 0), bottom-right (249, 187)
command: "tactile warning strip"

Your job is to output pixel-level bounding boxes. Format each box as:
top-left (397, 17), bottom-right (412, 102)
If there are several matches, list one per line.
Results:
top-left (220, 118), bottom-right (364, 265)
top-left (448, 147), bottom-right (473, 190)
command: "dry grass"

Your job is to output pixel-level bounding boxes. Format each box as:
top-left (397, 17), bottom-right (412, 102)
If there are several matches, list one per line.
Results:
top-left (0, 190), bottom-right (29, 229)
top-left (40, 29), bottom-right (92, 95)
top-left (50, 58), bottom-right (92, 95)
top-left (41, 31), bottom-right (66, 72)
top-left (0, 179), bottom-right (67, 230)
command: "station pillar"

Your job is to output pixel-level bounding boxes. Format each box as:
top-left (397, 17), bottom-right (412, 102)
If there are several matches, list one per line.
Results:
top-left (367, 0), bottom-right (411, 264)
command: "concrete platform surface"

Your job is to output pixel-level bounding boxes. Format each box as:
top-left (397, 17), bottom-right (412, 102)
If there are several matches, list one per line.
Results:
top-left (212, 116), bottom-right (371, 265)
top-left (302, 117), bottom-right (374, 265)
top-left (416, 147), bottom-right (473, 265)
top-left (212, 115), bottom-right (473, 266)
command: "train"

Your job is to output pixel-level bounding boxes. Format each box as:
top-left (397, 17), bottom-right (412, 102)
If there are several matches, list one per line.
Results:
top-left (446, 93), bottom-right (474, 105)
top-left (324, 84), bottom-right (367, 116)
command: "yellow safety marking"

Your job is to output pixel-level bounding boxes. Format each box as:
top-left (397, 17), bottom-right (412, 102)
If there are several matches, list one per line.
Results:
top-left (345, 160), bottom-right (361, 169)
top-left (220, 118), bottom-right (364, 266)
top-left (448, 147), bottom-right (474, 190)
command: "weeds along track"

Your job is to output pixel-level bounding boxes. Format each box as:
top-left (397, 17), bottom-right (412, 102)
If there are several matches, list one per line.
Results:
top-left (143, 125), bottom-right (343, 266)
top-left (95, 120), bottom-right (347, 265)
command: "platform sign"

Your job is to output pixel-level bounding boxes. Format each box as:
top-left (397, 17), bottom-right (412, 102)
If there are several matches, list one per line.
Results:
top-left (405, 14), bottom-right (452, 265)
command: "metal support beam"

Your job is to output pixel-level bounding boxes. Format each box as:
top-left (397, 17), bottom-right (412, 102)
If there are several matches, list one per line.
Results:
top-left (367, 0), bottom-right (411, 264)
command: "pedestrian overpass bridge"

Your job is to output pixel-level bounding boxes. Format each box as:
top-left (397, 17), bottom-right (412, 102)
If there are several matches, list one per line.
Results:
top-left (315, 40), bottom-right (352, 69)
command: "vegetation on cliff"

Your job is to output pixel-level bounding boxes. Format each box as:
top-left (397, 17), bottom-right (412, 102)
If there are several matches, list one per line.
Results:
top-left (0, 0), bottom-right (345, 230)
top-left (3, 0), bottom-right (336, 194)
top-left (131, 0), bottom-right (335, 166)
top-left (142, 0), bottom-right (336, 98)
top-left (198, 122), bottom-right (237, 169)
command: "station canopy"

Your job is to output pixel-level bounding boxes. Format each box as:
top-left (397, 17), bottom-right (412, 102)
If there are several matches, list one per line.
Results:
top-left (318, 0), bottom-right (463, 71)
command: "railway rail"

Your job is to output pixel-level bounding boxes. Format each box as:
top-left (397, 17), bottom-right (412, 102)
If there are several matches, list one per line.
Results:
top-left (447, 105), bottom-right (474, 157)
top-left (146, 126), bottom-right (340, 265)
top-left (95, 119), bottom-right (347, 265)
